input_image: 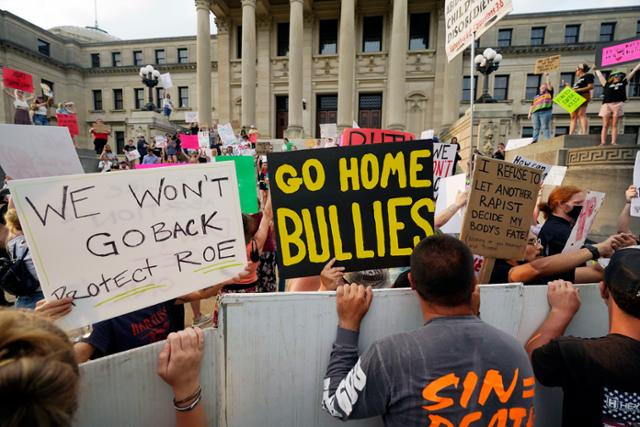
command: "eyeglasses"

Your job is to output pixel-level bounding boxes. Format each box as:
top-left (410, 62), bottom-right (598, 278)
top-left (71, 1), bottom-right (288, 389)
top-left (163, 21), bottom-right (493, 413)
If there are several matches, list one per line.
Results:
top-left (527, 238), bottom-right (541, 246)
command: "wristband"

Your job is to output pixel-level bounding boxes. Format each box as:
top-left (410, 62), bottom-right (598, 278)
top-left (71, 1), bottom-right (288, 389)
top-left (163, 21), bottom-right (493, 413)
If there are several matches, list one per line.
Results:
top-left (173, 388), bottom-right (202, 412)
top-left (174, 386), bottom-right (201, 406)
top-left (583, 244), bottom-right (600, 260)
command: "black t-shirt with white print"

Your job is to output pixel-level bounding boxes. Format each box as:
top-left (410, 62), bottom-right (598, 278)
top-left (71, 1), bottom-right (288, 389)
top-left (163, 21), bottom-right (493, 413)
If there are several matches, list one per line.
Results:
top-left (604, 79), bottom-right (628, 104)
top-left (532, 334), bottom-right (640, 426)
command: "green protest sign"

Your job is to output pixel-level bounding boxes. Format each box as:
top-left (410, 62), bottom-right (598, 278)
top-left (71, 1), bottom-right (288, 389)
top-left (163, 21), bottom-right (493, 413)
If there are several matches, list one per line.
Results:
top-left (553, 86), bottom-right (586, 113)
top-left (214, 156), bottom-right (259, 214)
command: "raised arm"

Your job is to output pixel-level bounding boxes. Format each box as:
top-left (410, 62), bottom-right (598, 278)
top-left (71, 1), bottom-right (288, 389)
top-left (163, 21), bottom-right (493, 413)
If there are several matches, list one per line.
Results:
top-left (252, 192), bottom-right (273, 251)
top-left (628, 63), bottom-right (640, 81)
top-left (594, 68), bottom-right (607, 87)
top-left (435, 190), bottom-right (467, 229)
top-left (618, 185), bottom-right (636, 234)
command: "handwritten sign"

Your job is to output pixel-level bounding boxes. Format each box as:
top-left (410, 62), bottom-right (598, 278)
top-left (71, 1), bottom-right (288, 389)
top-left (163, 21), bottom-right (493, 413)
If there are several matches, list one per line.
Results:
top-left (214, 156), bottom-right (259, 214)
top-left (2, 66), bottom-right (34, 93)
top-left (460, 157), bottom-right (541, 259)
top-left (554, 86), bottom-right (586, 113)
top-left (435, 173), bottom-right (466, 234)
top-left (433, 143), bottom-right (458, 199)
top-left (505, 138), bottom-right (534, 152)
top-left (0, 124), bottom-right (83, 179)
top-left (218, 123), bottom-right (237, 145)
top-left (268, 141), bottom-right (434, 278)
top-left (9, 164), bottom-right (247, 330)
top-left (184, 111), bottom-right (198, 123)
top-left (512, 155), bottom-right (551, 181)
top-left (596, 36), bottom-right (640, 68)
top-left (125, 150), bottom-right (141, 161)
top-left (563, 191), bottom-right (605, 252)
top-left (534, 55), bottom-right (561, 75)
top-left (154, 135), bottom-right (167, 148)
top-left (92, 122), bottom-right (111, 134)
top-left (445, 0), bottom-right (513, 61)
top-left (320, 123), bottom-right (338, 139)
top-left (179, 134), bottom-right (199, 150)
top-left (56, 113), bottom-right (79, 136)
top-left (632, 152), bottom-right (640, 218)
top-left (341, 128), bottom-right (416, 146)
top-left (198, 131), bottom-right (209, 149)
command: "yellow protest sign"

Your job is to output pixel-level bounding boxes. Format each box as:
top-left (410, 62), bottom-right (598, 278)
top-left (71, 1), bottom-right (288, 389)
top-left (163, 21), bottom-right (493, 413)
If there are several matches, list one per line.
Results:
top-left (534, 55), bottom-right (560, 74)
top-left (553, 87), bottom-right (586, 113)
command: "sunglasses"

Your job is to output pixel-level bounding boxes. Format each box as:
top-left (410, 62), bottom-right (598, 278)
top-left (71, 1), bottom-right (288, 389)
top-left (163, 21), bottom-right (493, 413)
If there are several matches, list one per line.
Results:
top-left (527, 238), bottom-right (541, 246)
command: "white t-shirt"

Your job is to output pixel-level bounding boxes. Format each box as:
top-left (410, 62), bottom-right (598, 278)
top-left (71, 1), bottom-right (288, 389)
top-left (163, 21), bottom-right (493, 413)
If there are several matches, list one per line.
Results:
top-left (162, 98), bottom-right (173, 109)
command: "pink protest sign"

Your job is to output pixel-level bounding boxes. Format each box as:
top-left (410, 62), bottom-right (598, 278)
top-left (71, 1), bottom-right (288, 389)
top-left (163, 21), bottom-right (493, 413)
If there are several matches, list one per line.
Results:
top-left (596, 37), bottom-right (640, 68)
top-left (179, 134), bottom-right (199, 150)
top-left (56, 114), bottom-right (79, 136)
top-left (135, 163), bottom-right (184, 169)
top-left (2, 66), bottom-right (34, 93)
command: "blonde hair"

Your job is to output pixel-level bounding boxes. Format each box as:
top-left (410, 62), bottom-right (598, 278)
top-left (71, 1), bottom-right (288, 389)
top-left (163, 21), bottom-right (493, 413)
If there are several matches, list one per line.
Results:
top-left (0, 309), bottom-right (79, 426)
top-left (4, 208), bottom-right (22, 240)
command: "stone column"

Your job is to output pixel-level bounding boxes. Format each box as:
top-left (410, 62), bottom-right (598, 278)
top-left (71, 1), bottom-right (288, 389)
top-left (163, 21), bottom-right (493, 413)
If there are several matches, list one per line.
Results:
top-left (241, 0), bottom-right (257, 128)
top-left (337, 0), bottom-right (356, 131)
top-left (195, 0), bottom-right (212, 126)
top-left (256, 16), bottom-right (272, 136)
top-left (386, 0), bottom-right (408, 130)
top-left (286, 0), bottom-right (304, 138)
top-left (215, 17), bottom-right (231, 124)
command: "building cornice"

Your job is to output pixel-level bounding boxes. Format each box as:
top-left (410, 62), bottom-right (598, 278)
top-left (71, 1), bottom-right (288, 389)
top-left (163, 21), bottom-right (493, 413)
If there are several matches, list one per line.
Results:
top-left (0, 39), bottom-right (83, 71)
top-left (505, 6), bottom-right (640, 20)
top-left (0, 9), bottom-right (81, 46)
top-left (85, 62), bottom-right (218, 74)
top-left (82, 34), bottom-right (215, 47)
top-left (496, 42), bottom-right (599, 55)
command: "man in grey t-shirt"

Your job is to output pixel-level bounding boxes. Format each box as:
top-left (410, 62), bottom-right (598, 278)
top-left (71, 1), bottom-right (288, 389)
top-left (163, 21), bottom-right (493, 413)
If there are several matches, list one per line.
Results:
top-left (321, 235), bottom-right (535, 426)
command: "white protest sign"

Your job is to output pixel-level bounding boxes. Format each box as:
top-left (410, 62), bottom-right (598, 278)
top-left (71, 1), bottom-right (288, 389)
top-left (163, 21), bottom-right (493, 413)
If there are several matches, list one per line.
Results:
top-left (512, 155), bottom-right (552, 182)
top-left (159, 73), bottom-right (173, 89)
top-left (9, 164), bottom-right (247, 330)
top-left (184, 111), bottom-right (198, 123)
top-left (320, 123), bottom-right (338, 139)
top-left (218, 123), bottom-right (237, 145)
top-left (198, 131), bottom-right (210, 149)
top-left (505, 137), bottom-right (534, 151)
top-left (0, 124), bottom-right (83, 179)
top-left (631, 152), bottom-right (640, 217)
top-left (125, 150), bottom-right (140, 161)
top-left (435, 173), bottom-right (466, 234)
top-left (543, 166), bottom-right (567, 187)
top-left (352, 121), bottom-right (360, 129)
top-left (433, 143), bottom-right (458, 199)
top-left (562, 191), bottom-right (606, 253)
top-left (420, 129), bottom-right (435, 140)
top-left (445, 0), bottom-right (513, 61)
top-left (154, 135), bottom-right (167, 148)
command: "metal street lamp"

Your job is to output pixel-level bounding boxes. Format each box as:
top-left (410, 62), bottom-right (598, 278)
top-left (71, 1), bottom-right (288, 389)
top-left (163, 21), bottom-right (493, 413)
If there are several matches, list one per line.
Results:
top-left (139, 65), bottom-right (161, 111)
top-left (474, 48), bottom-right (503, 103)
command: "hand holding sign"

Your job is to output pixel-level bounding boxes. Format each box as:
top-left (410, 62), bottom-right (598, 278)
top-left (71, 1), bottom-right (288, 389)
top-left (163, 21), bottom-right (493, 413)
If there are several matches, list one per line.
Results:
top-left (554, 87), bottom-right (586, 113)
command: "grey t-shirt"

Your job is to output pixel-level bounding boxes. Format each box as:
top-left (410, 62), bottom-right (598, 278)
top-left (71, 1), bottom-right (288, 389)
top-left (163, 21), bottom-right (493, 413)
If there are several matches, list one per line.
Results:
top-left (322, 316), bottom-right (535, 426)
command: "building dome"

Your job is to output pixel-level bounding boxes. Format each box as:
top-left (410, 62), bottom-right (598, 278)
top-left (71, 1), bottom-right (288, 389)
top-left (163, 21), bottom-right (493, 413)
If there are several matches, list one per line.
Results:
top-left (48, 26), bottom-right (120, 43)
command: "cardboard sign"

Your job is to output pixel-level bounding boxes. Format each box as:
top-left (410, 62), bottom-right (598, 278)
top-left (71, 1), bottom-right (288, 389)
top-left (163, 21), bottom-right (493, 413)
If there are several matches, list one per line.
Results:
top-left (460, 157), bottom-right (542, 259)
top-left (214, 156), bottom-right (259, 214)
top-left (92, 122), bottom-right (111, 134)
top-left (341, 128), bottom-right (416, 146)
top-left (56, 113), bottom-right (79, 136)
top-left (435, 173), bottom-right (466, 234)
top-left (2, 66), bottom-right (34, 93)
top-left (198, 131), bottom-right (209, 149)
top-left (433, 143), bottom-right (458, 199)
top-left (184, 111), bottom-right (198, 123)
top-left (543, 166), bottom-right (567, 187)
top-left (268, 141), bottom-right (435, 278)
top-left (562, 191), bottom-right (606, 252)
top-left (445, 0), bottom-right (513, 61)
top-left (512, 155), bottom-right (551, 181)
top-left (218, 123), bottom-right (237, 145)
top-left (505, 138), bottom-right (534, 152)
top-left (179, 134), bottom-right (199, 150)
top-left (8, 163), bottom-right (247, 330)
top-left (154, 135), bottom-right (167, 148)
top-left (319, 123), bottom-right (338, 139)
top-left (159, 73), bottom-right (173, 89)
top-left (125, 150), bottom-right (141, 161)
top-left (596, 36), bottom-right (640, 68)
top-left (534, 55), bottom-right (561, 75)
top-left (554, 87), bottom-right (586, 113)
top-left (0, 124), bottom-right (83, 179)
top-left (632, 152), bottom-right (640, 217)
top-left (256, 141), bottom-right (273, 155)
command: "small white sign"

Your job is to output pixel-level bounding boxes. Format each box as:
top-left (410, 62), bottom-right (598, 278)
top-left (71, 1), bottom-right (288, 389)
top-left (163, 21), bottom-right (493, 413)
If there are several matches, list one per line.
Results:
top-left (435, 173), bottom-right (466, 234)
top-left (505, 137), bottom-right (534, 152)
top-left (420, 129), bottom-right (435, 140)
top-left (543, 166), bottom-right (567, 187)
top-left (154, 135), bottom-right (167, 148)
top-left (184, 111), bottom-right (198, 123)
top-left (198, 131), bottom-right (210, 149)
top-left (562, 191), bottom-right (606, 253)
top-left (125, 150), bottom-right (140, 161)
top-left (159, 73), bottom-right (173, 89)
top-left (433, 143), bottom-right (458, 200)
top-left (320, 123), bottom-right (338, 139)
top-left (512, 155), bottom-right (552, 181)
top-left (218, 123), bottom-right (237, 146)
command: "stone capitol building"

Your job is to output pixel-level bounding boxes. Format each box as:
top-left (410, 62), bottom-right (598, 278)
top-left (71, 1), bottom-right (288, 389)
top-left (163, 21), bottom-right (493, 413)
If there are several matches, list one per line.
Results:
top-left (0, 1), bottom-right (638, 152)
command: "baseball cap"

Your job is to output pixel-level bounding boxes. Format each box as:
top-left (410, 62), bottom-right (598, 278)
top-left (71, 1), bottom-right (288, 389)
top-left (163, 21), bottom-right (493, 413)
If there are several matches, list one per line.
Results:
top-left (604, 247), bottom-right (640, 314)
top-left (611, 70), bottom-right (626, 77)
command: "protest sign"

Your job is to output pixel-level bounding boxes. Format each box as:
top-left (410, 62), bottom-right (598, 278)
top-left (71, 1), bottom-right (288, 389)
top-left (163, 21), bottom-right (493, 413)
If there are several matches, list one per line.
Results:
top-left (92, 122), bottom-right (111, 134)
top-left (218, 123), bottom-right (237, 145)
top-left (319, 123), bottom-right (338, 139)
top-left (198, 131), bottom-right (209, 148)
top-left (2, 66), bottom-right (34, 93)
top-left (563, 191), bottom-right (606, 252)
top-left (56, 113), bottom-right (79, 136)
top-left (40, 82), bottom-right (53, 98)
top-left (420, 129), bottom-right (435, 140)
top-left (154, 135), bottom-right (167, 148)
top-left (534, 55), bottom-right (561, 75)
top-left (125, 150), bottom-right (141, 161)
top-left (596, 36), bottom-right (640, 68)
top-left (214, 156), bottom-right (259, 214)
top-left (0, 124), bottom-right (83, 179)
top-left (432, 143), bottom-right (458, 198)
top-left (445, 0), bottom-right (513, 61)
top-left (554, 86), bottom-right (586, 113)
top-left (135, 163), bottom-right (182, 169)
top-left (256, 141), bottom-right (273, 155)
top-left (179, 134), bottom-right (199, 150)
top-left (632, 152), bottom-right (640, 217)
top-left (352, 121), bottom-right (360, 129)
top-left (268, 141), bottom-right (434, 278)
top-left (512, 155), bottom-right (551, 181)
top-left (460, 157), bottom-right (542, 259)
top-left (8, 163), bottom-right (247, 330)
top-left (159, 73), bottom-right (173, 89)
top-left (341, 128), bottom-right (416, 146)
top-left (289, 138), bottom-right (324, 150)
top-left (184, 111), bottom-right (198, 123)
top-left (543, 166), bottom-right (567, 187)
top-left (505, 137), bottom-right (534, 151)
top-left (435, 173), bottom-right (466, 234)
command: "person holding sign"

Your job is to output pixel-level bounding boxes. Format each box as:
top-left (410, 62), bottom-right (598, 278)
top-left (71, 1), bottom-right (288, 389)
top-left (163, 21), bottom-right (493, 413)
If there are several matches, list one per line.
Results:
top-left (3, 89), bottom-right (33, 124)
top-left (90, 119), bottom-right (111, 155)
top-left (594, 63), bottom-right (640, 146)
top-left (528, 73), bottom-right (554, 143)
top-left (568, 64), bottom-right (594, 135)
top-left (31, 96), bottom-right (50, 126)
top-left (162, 93), bottom-right (174, 119)
top-left (538, 186), bottom-right (585, 256)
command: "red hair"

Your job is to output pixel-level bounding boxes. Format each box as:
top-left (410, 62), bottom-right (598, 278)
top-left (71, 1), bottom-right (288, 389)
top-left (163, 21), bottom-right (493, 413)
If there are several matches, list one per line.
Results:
top-left (538, 185), bottom-right (583, 219)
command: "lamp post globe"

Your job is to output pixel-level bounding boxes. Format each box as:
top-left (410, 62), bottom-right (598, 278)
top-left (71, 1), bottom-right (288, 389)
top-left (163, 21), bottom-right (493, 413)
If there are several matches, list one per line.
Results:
top-left (140, 64), bottom-right (160, 111)
top-left (475, 48), bottom-right (503, 103)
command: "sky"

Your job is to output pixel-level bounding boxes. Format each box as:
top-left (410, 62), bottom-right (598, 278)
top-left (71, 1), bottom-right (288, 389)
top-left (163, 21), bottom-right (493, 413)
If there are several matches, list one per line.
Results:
top-left (0, 0), bottom-right (638, 40)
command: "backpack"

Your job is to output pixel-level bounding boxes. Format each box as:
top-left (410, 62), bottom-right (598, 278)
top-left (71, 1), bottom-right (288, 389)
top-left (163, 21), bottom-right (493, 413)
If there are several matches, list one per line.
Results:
top-left (0, 244), bottom-right (40, 297)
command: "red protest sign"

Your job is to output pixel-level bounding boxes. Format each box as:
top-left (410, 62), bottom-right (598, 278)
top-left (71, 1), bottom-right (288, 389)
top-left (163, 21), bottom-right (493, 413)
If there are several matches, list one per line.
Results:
top-left (341, 128), bottom-right (415, 146)
top-left (2, 67), bottom-right (34, 93)
top-left (56, 114), bottom-right (79, 136)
